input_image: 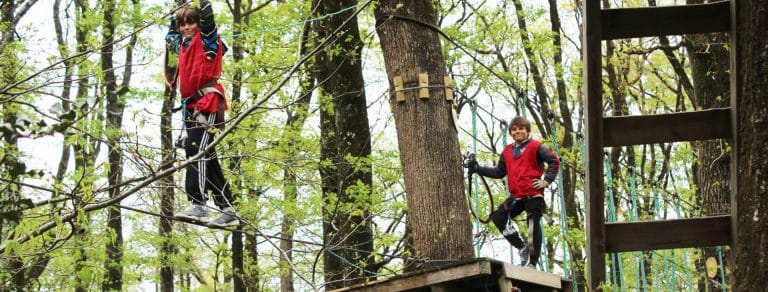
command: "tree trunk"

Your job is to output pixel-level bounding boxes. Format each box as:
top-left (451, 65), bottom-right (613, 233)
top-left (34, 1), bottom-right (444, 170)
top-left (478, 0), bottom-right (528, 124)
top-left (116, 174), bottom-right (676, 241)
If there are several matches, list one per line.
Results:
top-left (159, 80), bottom-right (176, 292)
top-left (315, 0), bottom-right (375, 289)
top-left (732, 0), bottom-right (768, 289)
top-left (229, 1), bottom-right (245, 290)
top-left (511, 0), bottom-right (552, 134)
top-left (159, 1), bottom-right (183, 290)
top-left (72, 1), bottom-right (97, 290)
top-left (101, 0), bottom-right (125, 289)
top-left (546, 0), bottom-right (584, 288)
top-left (0, 1), bottom-right (25, 288)
top-left (374, 0), bottom-right (474, 270)
top-left (685, 1), bottom-right (730, 288)
top-left (279, 18), bottom-right (314, 292)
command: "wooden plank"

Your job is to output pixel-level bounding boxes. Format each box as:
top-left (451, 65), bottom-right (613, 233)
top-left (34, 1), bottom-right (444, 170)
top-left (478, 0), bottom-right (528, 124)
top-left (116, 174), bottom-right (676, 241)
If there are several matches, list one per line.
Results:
top-left (602, 1), bottom-right (730, 40)
top-left (332, 261), bottom-right (492, 292)
top-left (583, 0), bottom-right (606, 289)
top-left (605, 215), bottom-right (731, 252)
top-left (501, 262), bottom-right (562, 289)
top-left (603, 108), bottom-right (731, 146)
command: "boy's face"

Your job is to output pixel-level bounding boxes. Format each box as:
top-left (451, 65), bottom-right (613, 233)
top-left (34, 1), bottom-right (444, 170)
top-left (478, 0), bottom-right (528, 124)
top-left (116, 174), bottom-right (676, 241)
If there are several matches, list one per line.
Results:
top-left (179, 19), bottom-right (199, 39)
top-left (510, 125), bottom-right (529, 143)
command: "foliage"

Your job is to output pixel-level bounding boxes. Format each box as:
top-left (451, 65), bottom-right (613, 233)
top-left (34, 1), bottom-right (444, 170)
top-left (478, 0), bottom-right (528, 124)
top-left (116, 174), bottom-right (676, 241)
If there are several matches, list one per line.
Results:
top-left (0, 0), bottom-right (722, 290)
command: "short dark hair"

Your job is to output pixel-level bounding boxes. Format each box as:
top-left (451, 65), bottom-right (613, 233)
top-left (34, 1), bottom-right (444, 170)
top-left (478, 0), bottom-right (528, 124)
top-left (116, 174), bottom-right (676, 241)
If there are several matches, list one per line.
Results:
top-left (175, 6), bottom-right (200, 27)
top-left (509, 116), bottom-right (531, 134)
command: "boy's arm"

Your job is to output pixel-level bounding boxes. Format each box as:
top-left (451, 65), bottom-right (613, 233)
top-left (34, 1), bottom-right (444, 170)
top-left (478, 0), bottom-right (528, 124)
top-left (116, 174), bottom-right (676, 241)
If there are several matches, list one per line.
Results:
top-left (198, 0), bottom-right (224, 59)
top-left (165, 16), bottom-right (181, 53)
top-left (477, 154), bottom-right (507, 179)
top-left (537, 144), bottom-right (560, 183)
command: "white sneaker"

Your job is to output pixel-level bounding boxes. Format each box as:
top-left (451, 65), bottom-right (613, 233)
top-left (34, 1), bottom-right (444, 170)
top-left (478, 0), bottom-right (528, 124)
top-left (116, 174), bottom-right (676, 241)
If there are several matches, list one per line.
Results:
top-left (210, 207), bottom-right (239, 227)
top-left (176, 204), bottom-right (208, 221)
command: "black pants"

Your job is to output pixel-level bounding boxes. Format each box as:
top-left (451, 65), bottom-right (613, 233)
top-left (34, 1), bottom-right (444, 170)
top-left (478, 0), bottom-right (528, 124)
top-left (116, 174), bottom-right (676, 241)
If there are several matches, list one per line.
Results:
top-left (490, 196), bottom-right (545, 265)
top-left (183, 111), bottom-right (232, 209)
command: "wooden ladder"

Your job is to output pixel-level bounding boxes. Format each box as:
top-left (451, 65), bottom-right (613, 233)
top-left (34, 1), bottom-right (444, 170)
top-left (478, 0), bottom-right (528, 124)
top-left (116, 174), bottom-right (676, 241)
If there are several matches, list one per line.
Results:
top-left (582, 1), bottom-right (734, 289)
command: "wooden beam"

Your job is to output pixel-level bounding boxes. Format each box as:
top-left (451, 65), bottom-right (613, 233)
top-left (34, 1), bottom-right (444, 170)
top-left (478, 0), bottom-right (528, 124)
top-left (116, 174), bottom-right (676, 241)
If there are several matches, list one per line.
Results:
top-left (583, 0), bottom-right (606, 289)
top-left (602, 1), bottom-right (730, 40)
top-left (605, 215), bottom-right (731, 252)
top-left (603, 108), bottom-right (731, 146)
top-left (501, 262), bottom-right (562, 289)
top-left (331, 261), bottom-right (492, 291)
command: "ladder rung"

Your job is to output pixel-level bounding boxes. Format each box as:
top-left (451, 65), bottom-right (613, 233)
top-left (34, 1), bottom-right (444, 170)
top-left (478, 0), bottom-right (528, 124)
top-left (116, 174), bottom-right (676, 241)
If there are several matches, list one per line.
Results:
top-left (601, 1), bottom-right (730, 40)
top-left (603, 108), bottom-right (731, 147)
top-left (605, 215), bottom-right (731, 252)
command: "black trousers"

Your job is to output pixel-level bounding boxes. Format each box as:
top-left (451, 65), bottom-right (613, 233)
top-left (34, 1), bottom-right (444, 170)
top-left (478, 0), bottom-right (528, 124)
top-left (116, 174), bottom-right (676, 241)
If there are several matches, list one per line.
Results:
top-left (183, 111), bottom-right (232, 209)
top-left (490, 196), bottom-right (545, 265)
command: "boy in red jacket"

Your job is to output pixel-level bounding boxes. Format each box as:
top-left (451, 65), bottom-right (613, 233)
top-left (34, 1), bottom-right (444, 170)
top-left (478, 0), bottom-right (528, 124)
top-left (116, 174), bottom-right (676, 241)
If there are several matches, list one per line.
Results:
top-left (166, 0), bottom-right (237, 227)
top-left (468, 116), bottom-right (560, 268)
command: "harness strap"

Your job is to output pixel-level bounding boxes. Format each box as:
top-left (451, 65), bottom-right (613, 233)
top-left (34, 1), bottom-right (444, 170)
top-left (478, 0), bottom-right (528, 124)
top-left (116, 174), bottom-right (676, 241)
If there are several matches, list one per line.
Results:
top-left (183, 79), bottom-right (222, 103)
top-left (172, 79), bottom-right (221, 112)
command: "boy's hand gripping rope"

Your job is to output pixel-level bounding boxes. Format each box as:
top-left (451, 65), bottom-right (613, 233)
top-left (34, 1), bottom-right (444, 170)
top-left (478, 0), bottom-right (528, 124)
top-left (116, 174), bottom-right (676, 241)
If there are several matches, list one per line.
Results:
top-left (463, 153), bottom-right (494, 224)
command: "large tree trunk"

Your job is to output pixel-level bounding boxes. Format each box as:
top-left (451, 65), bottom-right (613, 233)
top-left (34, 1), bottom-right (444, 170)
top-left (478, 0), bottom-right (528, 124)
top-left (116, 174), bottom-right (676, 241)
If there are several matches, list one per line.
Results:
top-left (685, 1), bottom-right (730, 288)
top-left (315, 0), bottom-right (375, 289)
top-left (732, 0), bottom-right (768, 289)
top-left (374, 0), bottom-right (474, 270)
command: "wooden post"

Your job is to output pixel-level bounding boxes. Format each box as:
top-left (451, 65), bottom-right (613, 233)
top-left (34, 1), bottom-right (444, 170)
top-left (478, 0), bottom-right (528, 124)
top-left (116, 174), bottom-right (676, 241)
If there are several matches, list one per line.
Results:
top-left (583, 0), bottom-right (605, 290)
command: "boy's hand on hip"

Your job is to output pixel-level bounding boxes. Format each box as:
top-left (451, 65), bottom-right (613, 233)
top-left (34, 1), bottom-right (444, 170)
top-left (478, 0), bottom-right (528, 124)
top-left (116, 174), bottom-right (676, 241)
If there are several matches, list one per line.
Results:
top-left (532, 179), bottom-right (549, 189)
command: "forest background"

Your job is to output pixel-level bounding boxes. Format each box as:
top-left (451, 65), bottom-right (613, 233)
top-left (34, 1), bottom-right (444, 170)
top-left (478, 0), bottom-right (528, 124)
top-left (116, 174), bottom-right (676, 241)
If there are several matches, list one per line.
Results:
top-left (0, 0), bottom-right (746, 291)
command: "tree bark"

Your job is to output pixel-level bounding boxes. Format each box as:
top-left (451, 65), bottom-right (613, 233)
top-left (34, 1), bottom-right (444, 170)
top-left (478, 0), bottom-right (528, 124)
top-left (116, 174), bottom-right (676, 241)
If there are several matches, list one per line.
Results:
top-left (546, 0), bottom-right (585, 288)
top-left (159, 1), bottom-right (181, 290)
top-left (315, 0), bottom-right (375, 289)
top-left (685, 1), bottom-right (730, 290)
top-left (374, 0), bottom-right (474, 270)
top-left (101, 0), bottom-right (126, 289)
top-left (278, 17), bottom-right (314, 292)
top-left (732, 0), bottom-right (768, 289)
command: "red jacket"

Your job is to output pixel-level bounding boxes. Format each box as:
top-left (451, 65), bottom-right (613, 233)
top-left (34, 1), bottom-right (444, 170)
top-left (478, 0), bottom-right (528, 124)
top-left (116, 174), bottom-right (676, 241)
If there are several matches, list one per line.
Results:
top-left (502, 140), bottom-right (545, 198)
top-left (177, 31), bottom-right (226, 113)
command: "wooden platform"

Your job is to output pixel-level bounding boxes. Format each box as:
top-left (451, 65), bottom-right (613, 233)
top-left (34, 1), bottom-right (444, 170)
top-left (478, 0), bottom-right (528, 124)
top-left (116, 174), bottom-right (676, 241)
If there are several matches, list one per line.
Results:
top-left (330, 258), bottom-right (572, 292)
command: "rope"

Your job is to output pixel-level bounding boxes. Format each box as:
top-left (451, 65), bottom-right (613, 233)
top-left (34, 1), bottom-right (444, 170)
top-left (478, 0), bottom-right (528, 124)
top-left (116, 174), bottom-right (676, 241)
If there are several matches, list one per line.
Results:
top-left (604, 156), bottom-right (624, 292)
top-left (716, 245), bottom-right (727, 291)
top-left (551, 119), bottom-right (576, 290)
top-left (628, 168), bottom-right (648, 291)
top-left (471, 98), bottom-right (482, 256)
top-left (224, 3), bottom-right (363, 39)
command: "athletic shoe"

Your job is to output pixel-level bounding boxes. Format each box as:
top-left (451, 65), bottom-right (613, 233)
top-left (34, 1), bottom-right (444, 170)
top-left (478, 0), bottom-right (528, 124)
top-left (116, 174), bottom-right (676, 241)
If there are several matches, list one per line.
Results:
top-left (519, 245), bottom-right (530, 266)
top-left (210, 207), bottom-right (239, 227)
top-left (176, 204), bottom-right (208, 221)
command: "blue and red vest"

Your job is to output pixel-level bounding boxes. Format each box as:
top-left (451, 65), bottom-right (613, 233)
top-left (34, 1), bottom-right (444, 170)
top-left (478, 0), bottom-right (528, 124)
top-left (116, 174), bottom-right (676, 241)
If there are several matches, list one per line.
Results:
top-left (178, 31), bottom-right (226, 113)
top-left (502, 140), bottom-right (544, 198)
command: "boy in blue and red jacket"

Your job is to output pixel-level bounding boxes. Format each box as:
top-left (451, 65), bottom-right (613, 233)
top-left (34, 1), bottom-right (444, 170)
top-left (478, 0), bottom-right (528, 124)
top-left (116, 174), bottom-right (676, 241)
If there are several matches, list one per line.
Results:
top-left (468, 116), bottom-right (560, 269)
top-left (166, 0), bottom-right (237, 227)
